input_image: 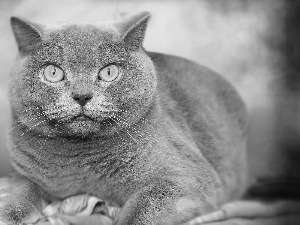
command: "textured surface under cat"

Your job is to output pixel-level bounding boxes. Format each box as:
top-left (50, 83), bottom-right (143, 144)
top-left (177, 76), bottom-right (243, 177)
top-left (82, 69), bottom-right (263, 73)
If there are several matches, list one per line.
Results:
top-left (1, 176), bottom-right (299, 225)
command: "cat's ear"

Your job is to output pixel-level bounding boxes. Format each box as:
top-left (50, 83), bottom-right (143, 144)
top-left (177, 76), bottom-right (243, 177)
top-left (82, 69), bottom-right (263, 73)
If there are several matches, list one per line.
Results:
top-left (10, 17), bottom-right (44, 55)
top-left (116, 12), bottom-right (150, 51)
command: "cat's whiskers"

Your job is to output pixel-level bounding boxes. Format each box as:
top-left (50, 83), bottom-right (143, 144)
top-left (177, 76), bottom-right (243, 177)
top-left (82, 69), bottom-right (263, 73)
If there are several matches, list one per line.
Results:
top-left (15, 104), bottom-right (45, 116)
top-left (20, 106), bottom-right (48, 121)
top-left (9, 116), bottom-right (39, 132)
top-left (8, 110), bottom-right (47, 133)
top-left (116, 115), bottom-right (160, 150)
top-left (21, 119), bottom-right (48, 136)
top-left (21, 106), bottom-right (41, 114)
top-left (106, 120), bottom-right (125, 142)
top-left (110, 117), bottom-right (139, 145)
top-left (11, 106), bottom-right (43, 122)
top-left (44, 102), bottom-right (75, 112)
top-left (117, 109), bottom-right (160, 145)
top-left (139, 117), bottom-right (160, 145)
top-left (112, 116), bottom-right (152, 147)
top-left (44, 108), bottom-right (68, 117)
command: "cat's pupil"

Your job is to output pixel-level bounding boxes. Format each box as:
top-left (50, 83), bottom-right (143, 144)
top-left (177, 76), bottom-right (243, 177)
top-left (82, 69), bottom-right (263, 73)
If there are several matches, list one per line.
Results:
top-left (52, 67), bottom-right (56, 76)
top-left (107, 68), bottom-right (111, 76)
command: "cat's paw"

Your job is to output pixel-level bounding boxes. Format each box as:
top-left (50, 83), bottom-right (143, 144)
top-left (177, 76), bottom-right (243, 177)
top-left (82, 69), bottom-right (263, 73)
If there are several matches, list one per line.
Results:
top-left (0, 174), bottom-right (46, 225)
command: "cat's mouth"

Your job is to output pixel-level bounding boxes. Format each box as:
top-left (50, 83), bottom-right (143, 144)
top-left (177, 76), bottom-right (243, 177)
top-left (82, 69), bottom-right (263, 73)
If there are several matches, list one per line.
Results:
top-left (48, 113), bottom-right (94, 127)
top-left (73, 114), bottom-right (94, 121)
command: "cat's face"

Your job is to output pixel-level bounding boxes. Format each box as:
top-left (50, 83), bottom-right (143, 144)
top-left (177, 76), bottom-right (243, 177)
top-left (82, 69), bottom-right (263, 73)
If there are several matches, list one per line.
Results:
top-left (9, 13), bottom-right (156, 137)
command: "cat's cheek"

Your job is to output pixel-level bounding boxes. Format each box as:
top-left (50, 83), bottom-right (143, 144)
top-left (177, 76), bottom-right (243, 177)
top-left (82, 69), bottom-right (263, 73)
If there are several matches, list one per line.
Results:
top-left (121, 87), bottom-right (154, 105)
top-left (121, 88), bottom-right (137, 100)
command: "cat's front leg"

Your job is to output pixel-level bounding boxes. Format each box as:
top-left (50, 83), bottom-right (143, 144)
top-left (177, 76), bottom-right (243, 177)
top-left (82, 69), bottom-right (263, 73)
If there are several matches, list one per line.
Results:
top-left (113, 180), bottom-right (216, 225)
top-left (0, 173), bottom-right (45, 225)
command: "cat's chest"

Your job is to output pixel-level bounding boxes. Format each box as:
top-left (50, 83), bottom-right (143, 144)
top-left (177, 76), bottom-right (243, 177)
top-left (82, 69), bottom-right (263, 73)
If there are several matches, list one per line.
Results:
top-left (38, 156), bottom-right (102, 199)
top-left (22, 132), bottom-right (162, 200)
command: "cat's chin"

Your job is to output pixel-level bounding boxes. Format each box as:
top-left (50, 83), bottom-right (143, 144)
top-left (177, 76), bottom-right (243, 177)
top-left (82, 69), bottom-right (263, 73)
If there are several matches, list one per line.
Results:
top-left (63, 118), bottom-right (98, 135)
top-left (59, 116), bottom-right (113, 137)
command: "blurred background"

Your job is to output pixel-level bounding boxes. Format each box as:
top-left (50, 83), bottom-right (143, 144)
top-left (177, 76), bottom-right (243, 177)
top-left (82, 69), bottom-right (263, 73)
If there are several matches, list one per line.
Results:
top-left (0, 0), bottom-right (296, 187)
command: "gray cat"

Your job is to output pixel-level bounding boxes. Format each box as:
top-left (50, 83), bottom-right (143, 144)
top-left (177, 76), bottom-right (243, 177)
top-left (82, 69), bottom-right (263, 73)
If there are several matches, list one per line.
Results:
top-left (0, 12), bottom-right (248, 225)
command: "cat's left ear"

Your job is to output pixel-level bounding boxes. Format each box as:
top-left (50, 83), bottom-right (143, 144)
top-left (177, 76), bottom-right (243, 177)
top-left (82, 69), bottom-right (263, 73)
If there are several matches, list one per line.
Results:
top-left (116, 12), bottom-right (150, 51)
top-left (10, 17), bottom-right (44, 55)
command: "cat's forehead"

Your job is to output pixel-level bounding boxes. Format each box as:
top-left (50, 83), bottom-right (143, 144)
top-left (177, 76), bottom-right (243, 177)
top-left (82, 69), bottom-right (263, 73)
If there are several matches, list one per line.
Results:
top-left (10, 17), bottom-right (126, 65)
top-left (37, 23), bottom-right (126, 68)
top-left (46, 23), bottom-right (121, 47)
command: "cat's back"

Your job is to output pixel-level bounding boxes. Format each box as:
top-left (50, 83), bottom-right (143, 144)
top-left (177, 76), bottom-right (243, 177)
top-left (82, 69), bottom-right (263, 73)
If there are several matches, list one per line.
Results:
top-left (148, 51), bottom-right (248, 133)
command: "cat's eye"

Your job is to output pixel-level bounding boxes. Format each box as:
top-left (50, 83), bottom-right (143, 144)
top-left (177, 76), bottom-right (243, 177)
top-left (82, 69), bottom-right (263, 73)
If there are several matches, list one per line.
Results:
top-left (43, 65), bottom-right (64, 83)
top-left (98, 64), bottom-right (119, 82)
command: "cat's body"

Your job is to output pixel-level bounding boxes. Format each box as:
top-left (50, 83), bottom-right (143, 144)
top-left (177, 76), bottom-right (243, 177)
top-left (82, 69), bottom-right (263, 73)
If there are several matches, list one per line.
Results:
top-left (1, 12), bottom-right (248, 225)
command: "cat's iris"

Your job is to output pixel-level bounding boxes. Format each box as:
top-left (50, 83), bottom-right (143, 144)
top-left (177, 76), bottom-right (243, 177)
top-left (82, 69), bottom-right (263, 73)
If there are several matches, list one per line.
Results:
top-left (43, 65), bottom-right (64, 83)
top-left (98, 64), bottom-right (119, 82)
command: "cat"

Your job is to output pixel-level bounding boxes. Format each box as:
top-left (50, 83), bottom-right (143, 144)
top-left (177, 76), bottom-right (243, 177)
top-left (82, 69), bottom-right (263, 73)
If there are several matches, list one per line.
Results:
top-left (0, 11), bottom-right (248, 225)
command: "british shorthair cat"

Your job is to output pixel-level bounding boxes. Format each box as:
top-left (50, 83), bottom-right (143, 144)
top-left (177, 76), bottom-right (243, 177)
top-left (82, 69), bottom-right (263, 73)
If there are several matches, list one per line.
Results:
top-left (0, 12), bottom-right (248, 225)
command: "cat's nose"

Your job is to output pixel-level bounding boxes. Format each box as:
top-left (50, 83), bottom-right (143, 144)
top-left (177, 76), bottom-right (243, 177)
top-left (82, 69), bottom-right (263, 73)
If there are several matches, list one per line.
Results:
top-left (72, 93), bottom-right (93, 106)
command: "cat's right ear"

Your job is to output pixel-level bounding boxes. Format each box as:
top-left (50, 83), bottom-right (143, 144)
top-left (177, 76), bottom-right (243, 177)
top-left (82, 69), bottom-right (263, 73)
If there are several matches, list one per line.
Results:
top-left (115, 12), bottom-right (151, 51)
top-left (10, 17), bottom-right (43, 55)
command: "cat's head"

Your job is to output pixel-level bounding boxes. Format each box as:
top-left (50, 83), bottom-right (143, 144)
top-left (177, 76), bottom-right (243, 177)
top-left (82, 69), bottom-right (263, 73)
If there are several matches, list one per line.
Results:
top-left (9, 12), bottom-right (157, 137)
